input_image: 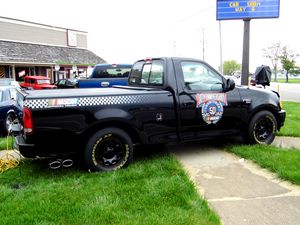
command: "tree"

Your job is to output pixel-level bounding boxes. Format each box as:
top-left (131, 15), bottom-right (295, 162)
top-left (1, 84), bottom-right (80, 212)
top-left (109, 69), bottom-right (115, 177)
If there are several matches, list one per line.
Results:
top-left (262, 42), bottom-right (282, 82)
top-left (280, 46), bottom-right (299, 83)
top-left (223, 60), bottom-right (241, 75)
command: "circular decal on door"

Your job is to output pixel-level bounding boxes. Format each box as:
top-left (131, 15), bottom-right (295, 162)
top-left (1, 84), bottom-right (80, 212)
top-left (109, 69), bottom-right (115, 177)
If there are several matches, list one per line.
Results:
top-left (201, 100), bottom-right (224, 124)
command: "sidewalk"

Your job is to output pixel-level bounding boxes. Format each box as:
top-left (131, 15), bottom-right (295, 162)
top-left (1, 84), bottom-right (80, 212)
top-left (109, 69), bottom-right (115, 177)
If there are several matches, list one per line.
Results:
top-left (170, 136), bottom-right (300, 225)
top-left (272, 136), bottom-right (300, 150)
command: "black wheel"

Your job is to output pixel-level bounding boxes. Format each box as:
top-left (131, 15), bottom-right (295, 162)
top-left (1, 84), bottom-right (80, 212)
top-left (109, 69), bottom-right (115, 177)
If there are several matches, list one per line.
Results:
top-left (246, 110), bottom-right (277, 145)
top-left (4, 113), bottom-right (15, 136)
top-left (84, 127), bottom-right (133, 172)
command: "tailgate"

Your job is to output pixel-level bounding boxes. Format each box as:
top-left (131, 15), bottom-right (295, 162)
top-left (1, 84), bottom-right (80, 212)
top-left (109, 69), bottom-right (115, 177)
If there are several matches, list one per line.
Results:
top-left (78, 78), bottom-right (128, 88)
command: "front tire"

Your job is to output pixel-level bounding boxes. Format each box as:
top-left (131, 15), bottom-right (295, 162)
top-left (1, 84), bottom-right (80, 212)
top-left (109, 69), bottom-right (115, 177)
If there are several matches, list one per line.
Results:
top-left (84, 127), bottom-right (133, 172)
top-left (246, 110), bottom-right (277, 145)
top-left (3, 113), bottom-right (15, 136)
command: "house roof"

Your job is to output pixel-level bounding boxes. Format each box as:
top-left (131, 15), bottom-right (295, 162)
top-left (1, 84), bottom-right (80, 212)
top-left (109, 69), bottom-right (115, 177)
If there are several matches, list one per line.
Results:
top-left (0, 40), bottom-right (106, 65)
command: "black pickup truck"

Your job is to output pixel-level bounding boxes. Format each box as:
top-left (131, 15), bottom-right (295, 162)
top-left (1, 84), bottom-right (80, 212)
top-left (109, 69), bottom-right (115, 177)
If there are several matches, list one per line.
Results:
top-left (14, 57), bottom-right (285, 171)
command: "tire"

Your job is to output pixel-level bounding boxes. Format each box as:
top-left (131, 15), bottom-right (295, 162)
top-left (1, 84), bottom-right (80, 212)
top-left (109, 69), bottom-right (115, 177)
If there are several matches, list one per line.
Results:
top-left (84, 127), bottom-right (133, 172)
top-left (3, 113), bottom-right (15, 136)
top-left (246, 110), bottom-right (277, 145)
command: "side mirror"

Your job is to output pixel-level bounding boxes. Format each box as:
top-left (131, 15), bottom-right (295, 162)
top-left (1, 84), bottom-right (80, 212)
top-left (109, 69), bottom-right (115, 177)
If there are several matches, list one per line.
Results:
top-left (224, 78), bottom-right (235, 92)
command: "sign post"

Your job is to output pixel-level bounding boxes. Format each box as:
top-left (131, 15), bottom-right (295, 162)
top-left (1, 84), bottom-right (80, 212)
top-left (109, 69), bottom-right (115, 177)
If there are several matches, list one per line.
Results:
top-left (216, 0), bottom-right (280, 85)
top-left (241, 19), bottom-right (250, 85)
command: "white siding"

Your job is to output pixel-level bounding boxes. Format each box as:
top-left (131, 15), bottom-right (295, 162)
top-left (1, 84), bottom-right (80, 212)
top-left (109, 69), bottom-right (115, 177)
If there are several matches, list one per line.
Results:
top-left (0, 20), bottom-right (87, 48)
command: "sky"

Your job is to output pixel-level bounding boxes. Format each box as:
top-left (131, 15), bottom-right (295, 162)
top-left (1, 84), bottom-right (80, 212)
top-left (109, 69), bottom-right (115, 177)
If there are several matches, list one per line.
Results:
top-left (1, 0), bottom-right (299, 73)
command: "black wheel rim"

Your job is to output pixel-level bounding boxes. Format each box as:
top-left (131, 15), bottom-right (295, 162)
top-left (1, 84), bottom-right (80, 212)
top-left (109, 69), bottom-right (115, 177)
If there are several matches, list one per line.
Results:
top-left (95, 137), bottom-right (125, 168)
top-left (254, 117), bottom-right (274, 142)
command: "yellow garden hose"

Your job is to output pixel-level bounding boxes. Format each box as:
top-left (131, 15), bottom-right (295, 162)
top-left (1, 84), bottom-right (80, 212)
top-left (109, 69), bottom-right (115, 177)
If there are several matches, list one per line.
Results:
top-left (0, 136), bottom-right (21, 173)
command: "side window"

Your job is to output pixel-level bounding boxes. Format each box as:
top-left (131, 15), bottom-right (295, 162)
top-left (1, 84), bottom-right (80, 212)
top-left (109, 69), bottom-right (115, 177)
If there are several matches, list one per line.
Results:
top-left (59, 80), bottom-right (66, 85)
top-left (181, 62), bottom-right (223, 91)
top-left (129, 62), bottom-right (143, 84)
top-left (129, 60), bottom-right (163, 85)
top-left (29, 79), bottom-right (35, 85)
top-left (9, 89), bottom-right (17, 100)
top-left (149, 61), bottom-right (163, 85)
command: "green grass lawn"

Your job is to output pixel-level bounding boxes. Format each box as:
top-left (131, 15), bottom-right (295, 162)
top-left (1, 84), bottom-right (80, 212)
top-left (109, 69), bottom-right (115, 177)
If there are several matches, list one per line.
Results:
top-left (227, 144), bottom-right (300, 185)
top-left (0, 136), bottom-right (13, 150)
top-left (272, 78), bottom-right (300, 83)
top-left (0, 151), bottom-right (220, 225)
top-left (278, 101), bottom-right (300, 137)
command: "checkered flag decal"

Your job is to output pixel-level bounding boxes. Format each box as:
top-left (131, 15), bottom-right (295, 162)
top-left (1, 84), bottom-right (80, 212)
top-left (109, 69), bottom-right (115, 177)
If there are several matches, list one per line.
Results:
top-left (24, 99), bottom-right (49, 109)
top-left (24, 95), bottom-right (153, 109)
top-left (78, 95), bottom-right (146, 106)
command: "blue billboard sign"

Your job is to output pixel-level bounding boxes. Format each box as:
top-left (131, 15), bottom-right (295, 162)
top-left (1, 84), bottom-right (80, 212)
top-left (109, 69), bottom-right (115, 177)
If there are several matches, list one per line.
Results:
top-left (217, 0), bottom-right (280, 20)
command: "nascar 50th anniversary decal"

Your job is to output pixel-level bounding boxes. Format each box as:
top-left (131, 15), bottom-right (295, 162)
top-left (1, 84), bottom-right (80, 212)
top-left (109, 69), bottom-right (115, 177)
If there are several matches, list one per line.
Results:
top-left (196, 93), bottom-right (228, 124)
top-left (48, 98), bottom-right (79, 107)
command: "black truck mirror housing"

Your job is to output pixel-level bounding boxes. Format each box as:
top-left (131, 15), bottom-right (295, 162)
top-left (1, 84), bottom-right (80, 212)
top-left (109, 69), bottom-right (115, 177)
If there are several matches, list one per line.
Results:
top-left (224, 78), bottom-right (235, 92)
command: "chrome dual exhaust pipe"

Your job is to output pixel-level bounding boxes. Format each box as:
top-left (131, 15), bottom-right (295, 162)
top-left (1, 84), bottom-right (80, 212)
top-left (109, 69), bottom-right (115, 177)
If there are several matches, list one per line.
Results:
top-left (49, 159), bottom-right (73, 169)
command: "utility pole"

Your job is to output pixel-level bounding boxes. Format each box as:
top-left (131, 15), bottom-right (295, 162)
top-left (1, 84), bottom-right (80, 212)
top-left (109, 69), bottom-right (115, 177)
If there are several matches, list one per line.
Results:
top-left (241, 19), bottom-right (251, 85)
top-left (202, 28), bottom-right (205, 61)
top-left (173, 41), bottom-right (176, 56)
top-left (219, 21), bottom-right (223, 74)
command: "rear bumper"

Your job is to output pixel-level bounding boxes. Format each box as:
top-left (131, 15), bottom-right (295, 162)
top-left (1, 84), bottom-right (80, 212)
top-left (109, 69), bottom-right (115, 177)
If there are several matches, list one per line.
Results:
top-left (277, 110), bottom-right (286, 130)
top-left (14, 135), bottom-right (37, 158)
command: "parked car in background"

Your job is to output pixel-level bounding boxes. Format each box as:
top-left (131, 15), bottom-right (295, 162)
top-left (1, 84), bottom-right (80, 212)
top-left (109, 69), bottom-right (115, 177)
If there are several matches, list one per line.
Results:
top-left (0, 78), bottom-right (20, 88)
top-left (20, 76), bottom-right (57, 90)
top-left (0, 86), bottom-right (21, 136)
top-left (77, 63), bottom-right (132, 88)
top-left (54, 78), bottom-right (79, 89)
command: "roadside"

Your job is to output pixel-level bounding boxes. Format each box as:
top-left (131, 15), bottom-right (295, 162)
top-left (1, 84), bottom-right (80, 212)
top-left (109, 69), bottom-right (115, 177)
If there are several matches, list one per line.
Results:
top-left (170, 136), bottom-right (300, 225)
top-left (272, 136), bottom-right (300, 150)
top-left (269, 82), bottom-right (300, 102)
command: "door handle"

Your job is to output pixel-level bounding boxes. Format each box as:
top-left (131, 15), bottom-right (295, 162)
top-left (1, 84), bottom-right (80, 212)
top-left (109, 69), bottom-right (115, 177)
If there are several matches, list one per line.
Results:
top-left (101, 82), bottom-right (110, 87)
top-left (182, 101), bottom-right (195, 108)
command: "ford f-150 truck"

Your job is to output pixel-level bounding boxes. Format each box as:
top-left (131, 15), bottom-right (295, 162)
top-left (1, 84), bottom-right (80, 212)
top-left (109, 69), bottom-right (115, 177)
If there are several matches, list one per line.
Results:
top-left (14, 57), bottom-right (285, 172)
top-left (77, 63), bottom-right (132, 88)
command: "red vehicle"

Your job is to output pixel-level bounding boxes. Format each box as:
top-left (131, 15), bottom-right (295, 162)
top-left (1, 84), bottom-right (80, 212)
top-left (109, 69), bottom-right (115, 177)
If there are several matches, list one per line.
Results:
top-left (20, 76), bottom-right (56, 90)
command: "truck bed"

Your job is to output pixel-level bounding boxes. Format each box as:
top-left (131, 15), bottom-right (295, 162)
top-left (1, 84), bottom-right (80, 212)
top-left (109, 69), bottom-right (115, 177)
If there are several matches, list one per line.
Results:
top-left (20, 86), bottom-right (167, 100)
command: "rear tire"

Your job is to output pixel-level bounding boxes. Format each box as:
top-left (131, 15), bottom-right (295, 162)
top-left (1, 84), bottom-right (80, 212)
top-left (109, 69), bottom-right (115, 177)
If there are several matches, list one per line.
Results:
top-left (84, 127), bottom-right (133, 172)
top-left (245, 110), bottom-right (277, 145)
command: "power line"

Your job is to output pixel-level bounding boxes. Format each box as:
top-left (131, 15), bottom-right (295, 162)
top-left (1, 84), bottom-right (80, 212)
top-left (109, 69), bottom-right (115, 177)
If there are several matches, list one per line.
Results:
top-left (174, 6), bottom-right (214, 24)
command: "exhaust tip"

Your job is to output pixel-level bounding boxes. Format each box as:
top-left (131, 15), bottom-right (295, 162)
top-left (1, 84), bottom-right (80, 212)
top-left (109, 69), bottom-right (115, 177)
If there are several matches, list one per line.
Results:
top-left (49, 160), bottom-right (62, 169)
top-left (62, 159), bottom-right (73, 168)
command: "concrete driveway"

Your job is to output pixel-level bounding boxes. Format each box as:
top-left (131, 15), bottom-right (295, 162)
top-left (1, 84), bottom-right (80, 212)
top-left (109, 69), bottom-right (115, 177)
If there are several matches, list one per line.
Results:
top-left (169, 138), bottom-right (300, 225)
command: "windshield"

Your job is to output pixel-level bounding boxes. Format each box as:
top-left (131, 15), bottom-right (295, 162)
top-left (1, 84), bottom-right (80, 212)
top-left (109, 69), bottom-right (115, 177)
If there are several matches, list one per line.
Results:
top-left (37, 79), bottom-right (50, 84)
top-left (0, 80), bottom-right (12, 85)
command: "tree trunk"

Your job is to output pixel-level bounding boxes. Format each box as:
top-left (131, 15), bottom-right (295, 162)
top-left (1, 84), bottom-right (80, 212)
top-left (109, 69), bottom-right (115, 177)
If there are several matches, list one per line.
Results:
top-left (286, 71), bottom-right (289, 83)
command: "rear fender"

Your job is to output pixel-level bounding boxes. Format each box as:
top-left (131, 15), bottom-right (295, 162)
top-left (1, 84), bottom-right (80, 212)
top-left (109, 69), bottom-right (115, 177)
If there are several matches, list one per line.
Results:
top-left (94, 108), bottom-right (131, 121)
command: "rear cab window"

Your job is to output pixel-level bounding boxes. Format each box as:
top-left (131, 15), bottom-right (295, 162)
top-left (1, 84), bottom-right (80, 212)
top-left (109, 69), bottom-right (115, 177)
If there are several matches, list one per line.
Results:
top-left (91, 64), bottom-right (132, 79)
top-left (129, 59), bottom-right (164, 86)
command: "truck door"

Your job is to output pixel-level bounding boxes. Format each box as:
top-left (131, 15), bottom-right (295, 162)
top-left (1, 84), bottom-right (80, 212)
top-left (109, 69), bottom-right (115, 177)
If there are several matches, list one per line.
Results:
top-left (174, 60), bottom-right (243, 141)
